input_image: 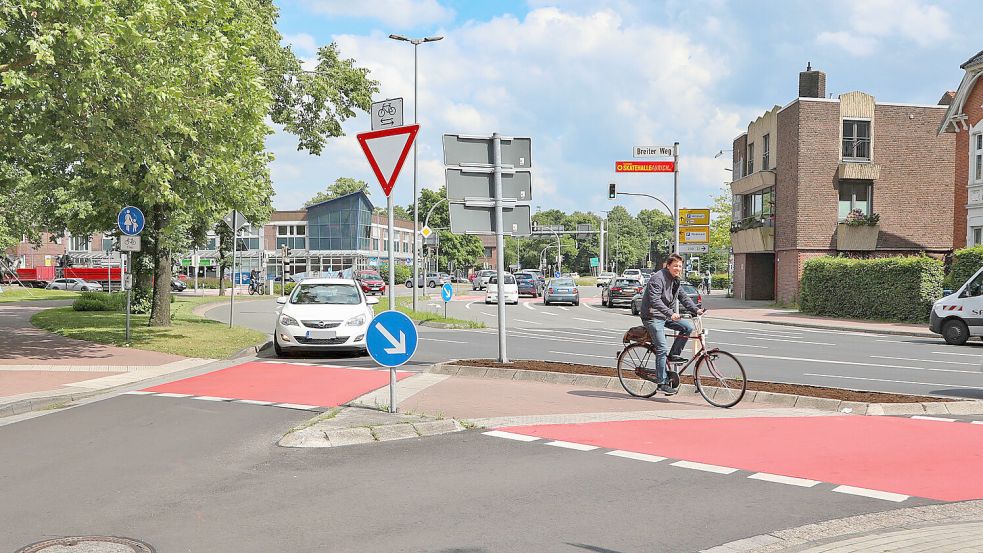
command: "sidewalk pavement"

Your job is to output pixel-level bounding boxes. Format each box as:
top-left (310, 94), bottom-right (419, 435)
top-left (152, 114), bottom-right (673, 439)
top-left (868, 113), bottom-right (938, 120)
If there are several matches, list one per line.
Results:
top-left (702, 294), bottom-right (935, 338)
top-left (0, 301), bottom-right (212, 417)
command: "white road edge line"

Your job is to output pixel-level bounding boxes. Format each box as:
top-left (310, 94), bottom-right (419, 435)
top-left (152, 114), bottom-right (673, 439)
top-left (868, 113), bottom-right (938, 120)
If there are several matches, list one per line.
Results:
top-left (605, 450), bottom-right (667, 463)
top-left (931, 351), bottom-right (983, 358)
top-left (514, 319), bottom-right (543, 326)
top-left (545, 440), bottom-right (598, 451)
top-left (237, 399), bottom-right (275, 405)
top-left (523, 302), bottom-right (536, 311)
top-left (574, 317), bottom-right (602, 323)
top-left (192, 396), bottom-right (234, 402)
top-left (548, 351), bottom-right (616, 359)
top-left (832, 485), bottom-right (909, 502)
top-left (871, 355), bottom-right (977, 366)
top-left (123, 391), bottom-right (155, 395)
top-left (154, 393), bottom-right (192, 398)
top-left (803, 373), bottom-right (983, 390)
top-left (420, 338), bottom-right (469, 344)
top-left (911, 415), bottom-right (957, 422)
top-left (275, 403), bottom-right (320, 410)
top-left (972, 421), bottom-right (983, 425)
top-left (670, 460), bottom-right (738, 474)
top-left (747, 472), bottom-right (821, 487)
top-left (483, 430), bottom-right (540, 442)
top-left (540, 311), bottom-right (559, 316)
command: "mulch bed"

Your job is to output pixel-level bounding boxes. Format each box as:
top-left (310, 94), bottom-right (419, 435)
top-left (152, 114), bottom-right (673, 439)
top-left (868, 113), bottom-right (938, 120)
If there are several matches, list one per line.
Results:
top-left (451, 359), bottom-right (955, 404)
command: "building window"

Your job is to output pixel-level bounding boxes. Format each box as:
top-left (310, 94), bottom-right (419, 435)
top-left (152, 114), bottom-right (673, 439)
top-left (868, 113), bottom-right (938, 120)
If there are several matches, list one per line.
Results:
top-left (747, 143), bottom-right (754, 174)
top-left (762, 134), bottom-right (770, 170)
top-left (973, 227), bottom-right (983, 246)
top-left (838, 181), bottom-right (872, 220)
top-left (973, 133), bottom-right (982, 183)
top-left (69, 235), bottom-right (90, 251)
top-left (739, 187), bottom-right (774, 221)
top-left (842, 120), bottom-right (871, 161)
top-left (276, 224), bottom-right (306, 250)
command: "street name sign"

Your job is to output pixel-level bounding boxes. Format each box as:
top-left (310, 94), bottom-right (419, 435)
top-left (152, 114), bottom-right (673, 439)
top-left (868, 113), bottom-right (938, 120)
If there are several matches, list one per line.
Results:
top-left (679, 208), bottom-right (711, 226)
top-left (615, 161), bottom-right (675, 173)
top-left (117, 206), bottom-right (145, 236)
top-left (441, 283), bottom-right (454, 303)
top-left (367, 310), bottom-right (419, 368)
top-left (449, 203), bottom-right (532, 236)
top-left (445, 167), bottom-right (532, 202)
top-left (679, 226), bottom-right (710, 244)
top-left (371, 97), bottom-right (404, 130)
top-left (443, 134), bottom-right (532, 168)
top-left (680, 244), bottom-right (710, 253)
top-left (357, 125), bottom-right (420, 197)
top-left (119, 235), bottom-right (141, 252)
top-left (633, 145), bottom-right (674, 157)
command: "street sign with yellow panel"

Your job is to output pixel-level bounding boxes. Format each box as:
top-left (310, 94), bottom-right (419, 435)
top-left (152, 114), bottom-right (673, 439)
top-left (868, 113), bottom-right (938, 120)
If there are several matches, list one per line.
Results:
top-left (679, 208), bottom-right (710, 227)
top-left (679, 226), bottom-right (710, 244)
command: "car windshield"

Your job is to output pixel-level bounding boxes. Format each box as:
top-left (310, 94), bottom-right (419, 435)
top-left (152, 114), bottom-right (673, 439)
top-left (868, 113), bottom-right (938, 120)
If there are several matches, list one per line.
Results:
top-left (489, 276), bottom-right (516, 284)
top-left (681, 284), bottom-right (698, 295)
top-left (613, 279), bottom-right (637, 287)
top-left (480, 271), bottom-right (495, 276)
top-left (515, 274), bottom-right (533, 280)
top-left (290, 283), bottom-right (362, 305)
top-left (359, 272), bottom-right (381, 280)
top-left (552, 279), bottom-right (575, 286)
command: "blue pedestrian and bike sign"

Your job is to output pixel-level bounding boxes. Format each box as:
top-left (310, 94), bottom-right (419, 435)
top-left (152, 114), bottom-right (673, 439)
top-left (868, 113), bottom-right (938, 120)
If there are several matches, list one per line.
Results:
top-left (117, 206), bottom-right (145, 236)
top-left (441, 282), bottom-right (454, 302)
top-left (366, 310), bottom-right (419, 368)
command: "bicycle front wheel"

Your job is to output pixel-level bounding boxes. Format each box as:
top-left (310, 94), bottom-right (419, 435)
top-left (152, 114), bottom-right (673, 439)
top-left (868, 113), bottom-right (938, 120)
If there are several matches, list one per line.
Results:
top-left (694, 349), bottom-right (746, 408)
top-left (617, 343), bottom-right (659, 398)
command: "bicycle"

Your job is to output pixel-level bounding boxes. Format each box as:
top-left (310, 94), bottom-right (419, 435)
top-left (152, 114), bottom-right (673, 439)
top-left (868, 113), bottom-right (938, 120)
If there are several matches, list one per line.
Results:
top-left (616, 315), bottom-right (747, 408)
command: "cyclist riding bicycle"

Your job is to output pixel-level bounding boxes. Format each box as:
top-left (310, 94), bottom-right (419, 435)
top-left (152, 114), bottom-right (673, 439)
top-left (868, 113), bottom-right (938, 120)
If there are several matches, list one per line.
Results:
top-left (638, 253), bottom-right (705, 395)
top-left (248, 269), bottom-right (262, 294)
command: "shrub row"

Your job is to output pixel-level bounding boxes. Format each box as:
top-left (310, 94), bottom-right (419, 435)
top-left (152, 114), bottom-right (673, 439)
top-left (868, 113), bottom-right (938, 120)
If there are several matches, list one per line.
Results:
top-left (72, 292), bottom-right (128, 312)
top-left (711, 274), bottom-right (730, 288)
top-left (946, 246), bottom-right (983, 292)
top-left (800, 256), bottom-right (942, 323)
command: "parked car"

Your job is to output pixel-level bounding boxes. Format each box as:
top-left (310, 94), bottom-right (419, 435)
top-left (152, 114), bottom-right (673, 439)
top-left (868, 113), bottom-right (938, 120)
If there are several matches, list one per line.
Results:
top-left (596, 272), bottom-right (617, 287)
top-left (472, 269), bottom-right (496, 290)
top-left (405, 272), bottom-right (445, 288)
top-left (602, 278), bottom-right (643, 308)
top-left (171, 278), bottom-right (187, 292)
top-left (514, 272), bottom-right (544, 297)
top-left (543, 278), bottom-right (579, 305)
top-left (46, 278), bottom-right (103, 292)
top-left (355, 270), bottom-right (386, 296)
top-left (485, 274), bottom-right (519, 304)
top-left (273, 278), bottom-right (378, 356)
top-left (630, 281), bottom-right (703, 316)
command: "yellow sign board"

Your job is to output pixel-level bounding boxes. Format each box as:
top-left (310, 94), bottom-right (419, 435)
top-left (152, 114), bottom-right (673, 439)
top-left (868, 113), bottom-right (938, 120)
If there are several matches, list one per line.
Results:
top-left (679, 226), bottom-right (710, 244)
top-left (421, 225), bottom-right (433, 238)
top-left (679, 208), bottom-right (710, 227)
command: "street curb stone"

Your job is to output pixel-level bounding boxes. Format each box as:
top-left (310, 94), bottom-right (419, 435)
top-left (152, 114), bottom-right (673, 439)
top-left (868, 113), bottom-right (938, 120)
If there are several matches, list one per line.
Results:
top-left (372, 424), bottom-right (420, 442)
top-left (430, 363), bottom-right (983, 416)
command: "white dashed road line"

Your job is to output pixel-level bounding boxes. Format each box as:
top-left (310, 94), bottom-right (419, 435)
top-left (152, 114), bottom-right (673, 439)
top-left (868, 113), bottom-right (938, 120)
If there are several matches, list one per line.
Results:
top-left (540, 311), bottom-right (558, 316)
top-left (932, 351), bottom-right (983, 357)
top-left (155, 393), bottom-right (192, 398)
top-left (670, 460), bottom-right (739, 474)
top-left (911, 415), bottom-right (957, 422)
top-left (548, 351), bottom-right (616, 360)
top-left (803, 373), bottom-right (983, 390)
top-left (483, 430), bottom-right (541, 441)
top-left (558, 306), bottom-right (569, 311)
top-left (514, 319), bottom-right (543, 326)
top-left (523, 302), bottom-right (536, 311)
top-left (545, 440), bottom-right (598, 451)
top-left (748, 472), bottom-right (820, 487)
top-left (713, 342), bottom-right (769, 349)
top-left (420, 338), bottom-right (469, 344)
top-left (237, 399), bottom-right (275, 406)
top-left (123, 391), bottom-right (155, 395)
top-left (605, 450), bottom-right (666, 463)
top-left (871, 355), bottom-right (978, 366)
top-left (832, 485), bottom-right (909, 502)
top-left (747, 337), bottom-right (834, 346)
top-left (574, 317), bottom-right (602, 323)
top-left (275, 403), bottom-right (320, 410)
top-left (192, 396), bottom-right (234, 402)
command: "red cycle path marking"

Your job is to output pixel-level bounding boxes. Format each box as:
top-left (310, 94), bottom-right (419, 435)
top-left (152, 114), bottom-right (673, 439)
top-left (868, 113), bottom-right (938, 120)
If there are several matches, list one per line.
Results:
top-left (143, 362), bottom-right (411, 407)
top-left (500, 417), bottom-right (983, 502)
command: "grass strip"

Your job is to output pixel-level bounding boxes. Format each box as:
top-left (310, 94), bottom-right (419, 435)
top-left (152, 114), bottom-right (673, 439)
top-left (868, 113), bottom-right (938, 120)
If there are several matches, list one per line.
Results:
top-left (0, 288), bottom-right (79, 303)
top-left (372, 295), bottom-right (484, 328)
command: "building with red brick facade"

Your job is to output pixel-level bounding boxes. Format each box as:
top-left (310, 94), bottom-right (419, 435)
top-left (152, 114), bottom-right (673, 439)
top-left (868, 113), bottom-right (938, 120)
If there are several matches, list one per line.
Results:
top-left (939, 50), bottom-right (983, 249)
top-left (730, 66), bottom-right (955, 303)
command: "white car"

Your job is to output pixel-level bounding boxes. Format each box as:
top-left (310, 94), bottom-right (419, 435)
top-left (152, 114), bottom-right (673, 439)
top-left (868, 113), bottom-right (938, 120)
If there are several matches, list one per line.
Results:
top-left (472, 269), bottom-right (496, 290)
top-left (622, 269), bottom-right (643, 282)
top-left (273, 278), bottom-right (378, 356)
top-left (46, 278), bottom-right (103, 292)
top-left (485, 274), bottom-right (519, 305)
top-left (596, 272), bottom-right (617, 287)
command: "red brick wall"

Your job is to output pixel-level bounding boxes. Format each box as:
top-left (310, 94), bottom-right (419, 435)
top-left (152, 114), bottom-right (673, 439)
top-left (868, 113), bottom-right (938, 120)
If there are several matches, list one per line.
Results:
top-left (776, 102), bottom-right (800, 251)
top-left (954, 76), bottom-right (983, 248)
top-left (793, 100), bottom-right (841, 250)
top-left (6, 233), bottom-right (67, 268)
top-left (776, 250), bottom-right (829, 304)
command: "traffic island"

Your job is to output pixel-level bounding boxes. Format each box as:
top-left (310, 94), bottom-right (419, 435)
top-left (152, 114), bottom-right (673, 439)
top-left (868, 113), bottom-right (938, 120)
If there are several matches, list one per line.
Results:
top-left (278, 405), bottom-right (466, 448)
top-left (430, 359), bottom-right (982, 416)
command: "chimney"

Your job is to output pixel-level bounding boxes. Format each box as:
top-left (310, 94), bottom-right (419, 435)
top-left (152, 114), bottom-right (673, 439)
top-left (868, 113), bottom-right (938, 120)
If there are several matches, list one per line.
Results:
top-left (798, 62), bottom-right (826, 98)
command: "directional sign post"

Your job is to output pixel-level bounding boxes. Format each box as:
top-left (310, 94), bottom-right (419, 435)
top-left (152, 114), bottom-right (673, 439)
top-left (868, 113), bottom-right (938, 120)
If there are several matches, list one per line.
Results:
top-left (117, 206), bottom-right (145, 342)
top-left (441, 282), bottom-right (453, 319)
top-left (357, 124), bottom-right (420, 312)
top-left (366, 310), bottom-right (419, 413)
top-left (223, 210), bottom-right (249, 329)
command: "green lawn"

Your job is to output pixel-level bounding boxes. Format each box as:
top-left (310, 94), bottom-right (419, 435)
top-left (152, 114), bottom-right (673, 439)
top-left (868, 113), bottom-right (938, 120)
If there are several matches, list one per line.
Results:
top-left (372, 296), bottom-right (484, 328)
top-left (0, 287), bottom-right (79, 303)
top-left (31, 295), bottom-right (268, 359)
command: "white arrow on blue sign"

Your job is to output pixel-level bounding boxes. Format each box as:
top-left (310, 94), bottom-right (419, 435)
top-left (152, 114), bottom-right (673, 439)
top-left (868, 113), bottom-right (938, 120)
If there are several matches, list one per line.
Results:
top-left (366, 310), bottom-right (418, 368)
top-left (441, 283), bottom-right (454, 302)
top-left (117, 206), bottom-right (145, 236)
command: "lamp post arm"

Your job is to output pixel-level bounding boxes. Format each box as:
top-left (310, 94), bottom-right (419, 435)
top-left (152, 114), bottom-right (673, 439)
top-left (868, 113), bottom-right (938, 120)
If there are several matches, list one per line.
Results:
top-left (423, 198), bottom-right (448, 230)
top-left (615, 192), bottom-right (673, 218)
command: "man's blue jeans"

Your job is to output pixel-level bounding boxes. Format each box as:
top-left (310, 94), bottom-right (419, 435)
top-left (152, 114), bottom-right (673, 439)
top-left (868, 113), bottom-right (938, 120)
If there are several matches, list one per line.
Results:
top-left (642, 317), bottom-right (694, 385)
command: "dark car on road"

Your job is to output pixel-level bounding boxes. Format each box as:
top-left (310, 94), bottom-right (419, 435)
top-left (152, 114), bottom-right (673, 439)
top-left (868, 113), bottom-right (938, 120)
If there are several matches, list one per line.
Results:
top-left (515, 272), bottom-right (543, 297)
top-left (602, 278), bottom-right (643, 308)
top-left (631, 281), bottom-right (702, 316)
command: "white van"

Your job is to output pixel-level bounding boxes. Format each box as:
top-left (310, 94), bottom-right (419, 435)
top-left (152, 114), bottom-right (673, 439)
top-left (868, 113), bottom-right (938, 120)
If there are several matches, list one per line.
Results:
top-left (930, 266), bottom-right (983, 344)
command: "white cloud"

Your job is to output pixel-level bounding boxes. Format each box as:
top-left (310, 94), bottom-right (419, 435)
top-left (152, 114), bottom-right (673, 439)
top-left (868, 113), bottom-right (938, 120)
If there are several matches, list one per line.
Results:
top-left (282, 32), bottom-right (318, 57)
top-left (817, 31), bottom-right (877, 57)
top-left (302, 0), bottom-right (454, 28)
top-left (817, 0), bottom-right (951, 55)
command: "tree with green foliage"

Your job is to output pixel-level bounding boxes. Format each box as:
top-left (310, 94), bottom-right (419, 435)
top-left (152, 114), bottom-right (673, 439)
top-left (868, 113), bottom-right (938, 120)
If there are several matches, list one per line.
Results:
top-left (306, 177), bottom-right (370, 207)
top-left (704, 187), bottom-right (734, 273)
top-left (605, 206), bottom-right (649, 272)
top-left (410, 186), bottom-right (485, 272)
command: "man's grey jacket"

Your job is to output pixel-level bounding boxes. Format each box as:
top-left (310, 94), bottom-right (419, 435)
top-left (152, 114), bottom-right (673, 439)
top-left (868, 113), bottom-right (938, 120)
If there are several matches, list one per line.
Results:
top-left (639, 268), bottom-right (699, 320)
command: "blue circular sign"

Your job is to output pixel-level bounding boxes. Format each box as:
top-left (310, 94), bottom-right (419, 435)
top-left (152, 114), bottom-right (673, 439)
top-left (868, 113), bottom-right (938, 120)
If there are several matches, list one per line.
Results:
top-left (441, 282), bottom-right (454, 302)
top-left (117, 206), bottom-right (145, 236)
top-left (366, 310), bottom-right (419, 368)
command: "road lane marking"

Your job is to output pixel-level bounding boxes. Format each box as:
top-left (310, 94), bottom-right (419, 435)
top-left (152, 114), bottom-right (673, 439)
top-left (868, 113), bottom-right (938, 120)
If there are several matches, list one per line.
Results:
top-left (748, 473), bottom-right (820, 487)
top-left (832, 485), bottom-right (908, 502)
top-left (582, 302), bottom-right (597, 310)
top-left (523, 302), bottom-right (536, 311)
top-left (237, 399), bottom-right (275, 405)
top-left (123, 391), bottom-right (155, 395)
top-left (192, 396), bottom-right (233, 402)
top-left (972, 421), bottom-right (983, 425)
top-left (545, 440), bottom-right (598, 451)
top-left (713, 342), bottom-right (769, 349)
top-left (558, 306), bottom-right (569, 311)
top-left (574, 317), bottom-right (602, 323)
top-left (739, 352), bottom-right (981, 374)
top-left (871, 355), bottom-right (979, 366)
top-left (155, 393), bottom-right (192, 398)
top-left (911, 416), bottom-right (957, 422)
top-left (712, 329), bottom-right (803, 338)
top-left (480, 311), bottom-right (496, 317)
top-left (420, 338), bottom-right (468, 344)
top-left (275, 403), bottom-right (320, 410)
top-left (540, 311), bottom-right (558, 316)
top-left (670, 460), bottom-right (738, 474)
top-left (747, 337), bottom-right (833, 346)
top-left (932, 351), bottom-right (983, 357)
top-left (802, 373), bottom-right (983, 390)
top-left (548, 351), bottom-right (616, 359)
top-left (465, 303), bottom-right (471, 310)
top-left (514, 319), bottom-right (543, 326)
top-left (606, 450), bottom-right (666, 463)
top-left (483, 430), bottom-right (540, 441)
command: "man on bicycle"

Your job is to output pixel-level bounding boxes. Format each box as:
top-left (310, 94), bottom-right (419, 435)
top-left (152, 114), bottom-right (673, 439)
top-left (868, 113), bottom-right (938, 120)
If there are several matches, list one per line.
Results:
top-left (639, 253), bottom-right (704, 395)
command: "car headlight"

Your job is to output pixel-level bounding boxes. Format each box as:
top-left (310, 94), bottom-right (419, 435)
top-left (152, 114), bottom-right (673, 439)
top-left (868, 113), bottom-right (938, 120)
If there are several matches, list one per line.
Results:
top-left (345, 314), bottom-right (366, 327)
top-left (279, 314), bottom-right (299, 327)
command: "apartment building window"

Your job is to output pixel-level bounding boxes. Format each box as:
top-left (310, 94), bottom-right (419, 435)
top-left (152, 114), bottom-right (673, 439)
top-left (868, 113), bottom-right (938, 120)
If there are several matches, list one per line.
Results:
top-left (372, 238), bottom-right (379, 250)
top-left (973, 227), bottom-right (983, 246)
top-left (746, 143), bottom-right (754, 174)
top-left (842, 120), bottom-right (871, 161)
top-left (276, 225), bottom-right (306, 250)
top-left (838, 181), bottom-right (872, 220)
top-left (740, 187), bottom-right (774, 221)
top-left (762, 134), bottom-right (770, 170)
top-left (69, 235), bottom-right (90, 251)
top-left (973, 133), bottom-right (982, 182)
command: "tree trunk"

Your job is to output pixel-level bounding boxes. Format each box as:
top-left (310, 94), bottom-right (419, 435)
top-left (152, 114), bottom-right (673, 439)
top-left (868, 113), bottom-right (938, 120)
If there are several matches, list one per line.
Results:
top-left (149, 205), bottom-right (172, 326)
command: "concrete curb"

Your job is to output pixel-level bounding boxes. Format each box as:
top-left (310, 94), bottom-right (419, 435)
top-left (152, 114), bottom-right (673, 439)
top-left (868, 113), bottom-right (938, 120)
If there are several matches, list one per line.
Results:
top-left (278, 417), bottom-right (466, 448)
top-left (705, 314), bottom-right (935, 338)
top-left (427, 362), bottom-right (983, 416)
top-left (700, 500), bottom-right (983, 553)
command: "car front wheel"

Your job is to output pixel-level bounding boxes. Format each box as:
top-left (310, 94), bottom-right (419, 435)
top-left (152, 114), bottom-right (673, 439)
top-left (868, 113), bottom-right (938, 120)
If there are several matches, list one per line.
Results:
top-left (273, 335), bottom-right (285, 357)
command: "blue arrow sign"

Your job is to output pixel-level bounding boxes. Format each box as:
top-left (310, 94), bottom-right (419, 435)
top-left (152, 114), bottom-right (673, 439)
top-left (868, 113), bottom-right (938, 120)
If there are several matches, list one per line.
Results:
top-left (441, 282), bottom-right (454, 302)
top-left (366, 310), bottom-right (418, 368)
top-left (117, 206), bottom-right (145, 236)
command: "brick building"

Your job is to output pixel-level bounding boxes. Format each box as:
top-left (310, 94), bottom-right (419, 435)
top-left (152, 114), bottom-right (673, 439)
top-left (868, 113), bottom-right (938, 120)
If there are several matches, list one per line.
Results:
top-left (939, 50), bottom-right (983, 249)
top-left (730, 65), bottom-right (955, 302)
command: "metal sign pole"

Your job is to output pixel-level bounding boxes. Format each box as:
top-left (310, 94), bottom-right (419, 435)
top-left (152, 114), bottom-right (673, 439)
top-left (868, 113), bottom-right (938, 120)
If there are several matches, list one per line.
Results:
top-left (229, 213), bottom-right (237, 329)
top-left (493, 133), bottom-right (508, 363)
top-left (673, 142), bottom-right (680, 255)
top-left (388, 195), bottom-right (395, 311)
top-left (125, 252), bottom-right (132, 341)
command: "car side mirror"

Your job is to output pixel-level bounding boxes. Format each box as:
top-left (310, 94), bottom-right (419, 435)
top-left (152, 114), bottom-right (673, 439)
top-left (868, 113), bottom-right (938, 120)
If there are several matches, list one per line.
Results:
top-left (276, 296), bottom-right (287, 305)
top-left (366, 297), bottom-right (379, 305)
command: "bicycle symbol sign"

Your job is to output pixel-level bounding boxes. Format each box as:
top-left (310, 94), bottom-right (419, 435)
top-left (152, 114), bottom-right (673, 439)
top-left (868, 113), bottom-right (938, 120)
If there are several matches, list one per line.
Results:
top-left (371, 97), bottom-right (404, 130)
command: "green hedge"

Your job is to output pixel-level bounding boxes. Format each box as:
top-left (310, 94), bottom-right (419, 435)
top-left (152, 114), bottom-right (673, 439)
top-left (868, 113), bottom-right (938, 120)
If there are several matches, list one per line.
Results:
top-left (800, 256), bottom-right (942, 323)
top-left (947, 246), bottom-right (983, 292)
top-left (711, 274), bottom-right (730, 288)
top-left (72, 292), bottom-right (128, 312)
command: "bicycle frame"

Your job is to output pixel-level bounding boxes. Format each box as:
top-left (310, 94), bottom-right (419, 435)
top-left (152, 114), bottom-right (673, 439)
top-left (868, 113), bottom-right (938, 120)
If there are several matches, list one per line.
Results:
top-left (636, 315), bottom-right (716, 379)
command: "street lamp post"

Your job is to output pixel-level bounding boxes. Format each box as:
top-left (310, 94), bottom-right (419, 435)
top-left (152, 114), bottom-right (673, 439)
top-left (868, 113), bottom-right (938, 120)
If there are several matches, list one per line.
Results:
top-left (389, 33), bottom-right (443, 313)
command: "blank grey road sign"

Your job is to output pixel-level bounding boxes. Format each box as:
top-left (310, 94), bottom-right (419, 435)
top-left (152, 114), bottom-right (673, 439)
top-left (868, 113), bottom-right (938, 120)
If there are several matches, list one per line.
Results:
top-left (449, 204), bottom-right (531, 236)
top-left (445, 168), bottom-right (532, 202)
top-left (443, 135), bottom-right (532, 168)
top-left (576, 223), bottom-right (593, 240)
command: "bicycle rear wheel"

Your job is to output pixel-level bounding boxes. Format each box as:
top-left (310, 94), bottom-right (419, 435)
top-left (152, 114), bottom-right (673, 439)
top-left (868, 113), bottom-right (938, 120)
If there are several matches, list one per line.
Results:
top-left (617, 343), bottom-right (660, 398)
top-left (694, 349), bottom-right (746, 408)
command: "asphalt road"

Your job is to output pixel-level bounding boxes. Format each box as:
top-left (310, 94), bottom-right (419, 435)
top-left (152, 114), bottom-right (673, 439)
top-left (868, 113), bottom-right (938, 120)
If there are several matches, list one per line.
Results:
top-left (0, 393), bottom-right (931, 553)
top-left (207, 284), bottom-right (983, 400)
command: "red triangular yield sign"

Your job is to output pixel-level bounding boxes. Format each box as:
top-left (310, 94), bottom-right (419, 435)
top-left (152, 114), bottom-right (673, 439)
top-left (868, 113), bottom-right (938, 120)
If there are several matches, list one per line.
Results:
top-left (356, 124), bottom-right (420, 197)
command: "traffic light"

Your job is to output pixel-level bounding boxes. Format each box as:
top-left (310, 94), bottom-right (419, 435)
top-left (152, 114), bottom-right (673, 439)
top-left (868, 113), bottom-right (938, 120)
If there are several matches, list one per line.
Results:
top-left (608, 183), bottom-right (616, 199)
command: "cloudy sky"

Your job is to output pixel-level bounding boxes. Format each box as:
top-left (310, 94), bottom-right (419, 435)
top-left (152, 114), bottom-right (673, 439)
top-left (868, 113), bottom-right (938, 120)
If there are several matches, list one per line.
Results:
top-left (269, 0), bottom-right (983, 216)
